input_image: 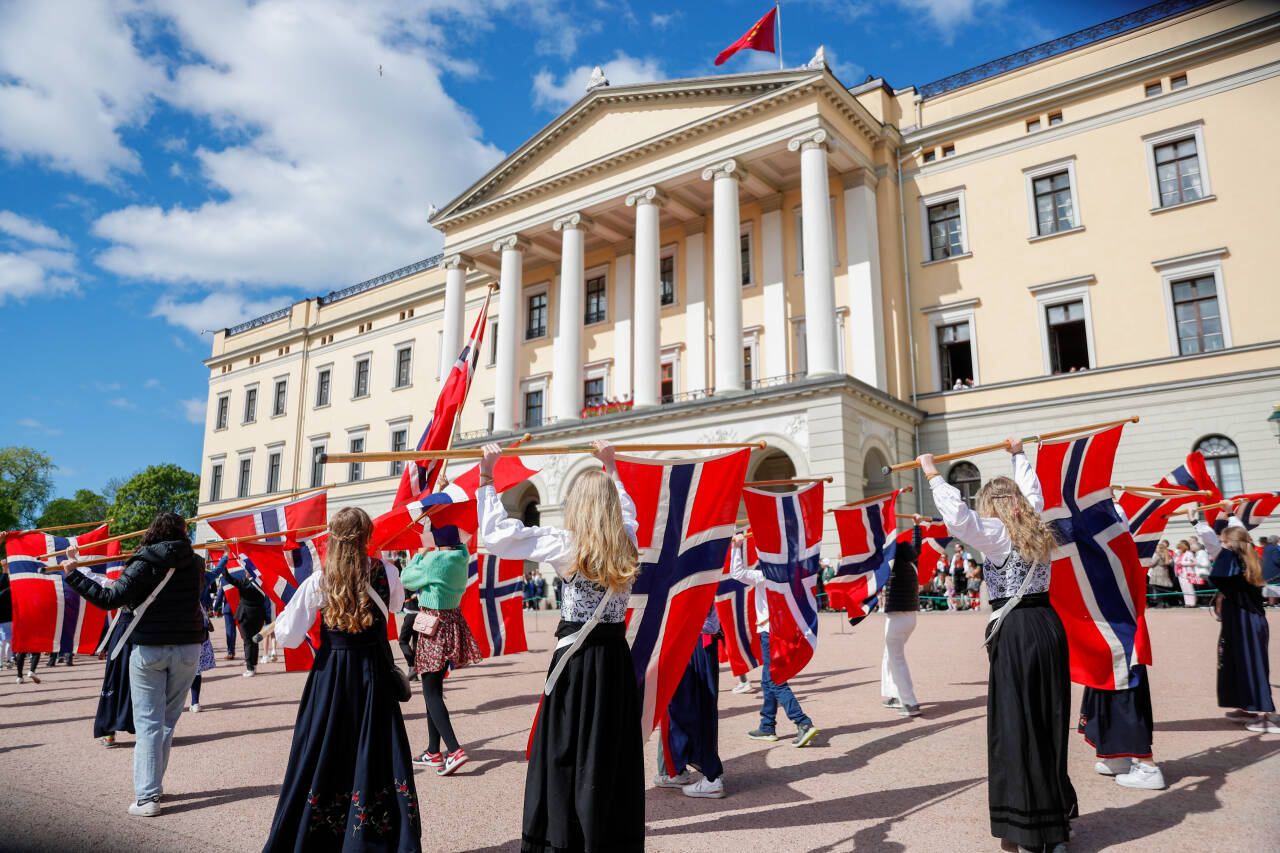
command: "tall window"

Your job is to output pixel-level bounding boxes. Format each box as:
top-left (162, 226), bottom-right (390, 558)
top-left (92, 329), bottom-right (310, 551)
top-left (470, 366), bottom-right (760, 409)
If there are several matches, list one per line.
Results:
top-left (354, 357), bottom-right (370, 398)
top-left (526, 292), bottom-right (548, 339)
top-left (660, 362), bottom-right (675, 404)
top-left (1046, 300), bottom-right (1090, 373)
top-left (794, 319), bottom-right (808, 376)
top-left (315, 368), bottom-right (331, 407)
top-left (743, 344), bottom-right (754, 385)
top-left (927, 201), bottom-right (963, 260)
top-left (488, 320), bottom-right (499, 365)
top-left (390, 428), bottom-right (408, 477)
top-left (209, 463), bottom-right (223, 502)
top-left (585, 275), bottom-right (607, 324)
top-left (310, 445), bottom-right (326, 488)
top-left (1196, 435), bottom-right (1243, 495)
top-left (215, 395), bottom-right (229, 430)
top-left (947, 462), bottom-right (981, 509)
top-left (1171, 275), bottom-right (1223, 355)
top-left (272, 379), bottom-right (287, 417)
top-left (584, 377), bottom-right (605, 408)
top-left (1033, 171), bottom-right (1074, 235)
top-left (659, 253), bottom-right (676, 306)
top-left (243, 387), bottom-right (257, 423)
top-left (740, 230), bottom-right (753, 286)
top-left (237, 458), bottom-right (251, 498)
top-left (1153, 137), bottom-right (1203, 207)
top-left (523, 390), bottom-right (543, 427)
top-left (937, 321), bottom-right (973, 389)
top-left (394, 346), bottom-right (412, 389)
top-left (266, 451), bottom-right (282, 493)
top-left (348, 437), bottom-right (364, 483)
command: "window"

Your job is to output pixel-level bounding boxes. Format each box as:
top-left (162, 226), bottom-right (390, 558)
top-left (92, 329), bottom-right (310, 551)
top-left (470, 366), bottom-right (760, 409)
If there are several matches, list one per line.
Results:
top-left (348, 437), bottom-right (364, 483)
top-left (523, 390), bottom-right (543, 427)
top-left (243, 387), bottom-right (257, 424)
top-left (927, 200), bottom-right (963, 260)
top-left (1024, 158), bottom-right (1081, 238)
top-left (585, 275), bottom-right (607, 325)
top-left (1196, 435), bottom-right (1243, 495)
top-left (394, 345), bottom-right (412, 389)
top-left (941, 144), bottom-right (955, 157)
top-left (390, 428), bottom-right (408, 477)
top-left (1048, 111), bottom-right (1063, 126)
top-left (660, 362), bottom-right (675, 404)
top-left (353, 357), bottom-right (370, 398)
top-left (1026, 118), bottom-right (1040, 133)
top-left (315, 367), bottom-right (331, 408)
top-left (1046, 300), bottom-right (1090, 373)
top-left (1145, 81), bottom-right (1162, 97)
top-left (237, 458), bottom-right (251, 498)
top-left (526, 292), bottom-right (548, 340)
top-left (947, 462), bottom-right (981, 509)
top-left (659, 251), bottom-right (676, 306)
top-left (937, 321), bottom-right (973, 389)
top-left (266, 450), bottom-right (282, 493)
top-left (1170, 275), bottom-right (1224, 355)
top-left (584, 377), bottom-right (605, 408)
top-left (488, 320), bottom-right (499, 366)
top-left (486, 408), bottom-right (495, 433)
top-left (793, 318), bottom-right (808, 376)
top-left (922, 150), bottom-right (936, 163)
top-left (272, 379), bottom-right (287, 417)
top-left (743, 344), bottom-right (754, 385)
top-left (310, 445), bottom-right (326, 488)
top-left (209, 463), bottom-right (223, 502)
top-left (743, 329), bottom-right (760, 386)
top-left (215, 395), bottom-right (229, 430)
top-left (1153, 137), bottom-right (1203, 207)
top-left (740, 227), bottom-right (754, 286)
top-left (1170, 73), bottom-right (1188, 90)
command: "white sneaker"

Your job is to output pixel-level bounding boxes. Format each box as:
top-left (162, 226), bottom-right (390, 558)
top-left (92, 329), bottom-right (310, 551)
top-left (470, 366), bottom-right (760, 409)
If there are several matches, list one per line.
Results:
top-left (128, 797), bottom-right (162, 817)
top-left (653, 771), bottom-right (693, 788)
top-left (1224, 709), bottom-right (1256, 722)
top-left (731, 681), bottom-right (752, 694)
top-left (1095, 757), bottom-right (1134, 776)
top-left (189, 703), bottom-right (200, 713)
top-left (1116, 762), bottom-right (1166, 790)
top-left (682, 776), bottom-right (726, 799)
top-left (14, 675), bottom-right (23, 685)
top-left (242, 669), bottom-right (256, 678)
top-left (1245, 714), bottom-right (1280, 734)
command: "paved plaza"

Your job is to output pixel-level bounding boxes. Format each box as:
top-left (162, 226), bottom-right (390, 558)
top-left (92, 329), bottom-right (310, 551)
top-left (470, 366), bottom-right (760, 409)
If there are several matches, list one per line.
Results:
top-left (1, 607), bottom-right (1276, 852)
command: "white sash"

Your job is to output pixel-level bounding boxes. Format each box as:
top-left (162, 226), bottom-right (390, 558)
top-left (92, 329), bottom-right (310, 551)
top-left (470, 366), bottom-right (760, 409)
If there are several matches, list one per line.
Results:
top-left (110, 568), bottom-right (175, 660)
top-left (543, 588), bottom-right (617, 696)
top-left (95, 610), bottom-right (122, 656)
top-left (982, 562), bottom-right (1037, 649)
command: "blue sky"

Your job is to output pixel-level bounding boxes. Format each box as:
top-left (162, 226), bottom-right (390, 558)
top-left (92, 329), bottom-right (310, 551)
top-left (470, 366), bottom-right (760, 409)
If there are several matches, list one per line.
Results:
top-left (0, 0), bottom-right (1150, 499)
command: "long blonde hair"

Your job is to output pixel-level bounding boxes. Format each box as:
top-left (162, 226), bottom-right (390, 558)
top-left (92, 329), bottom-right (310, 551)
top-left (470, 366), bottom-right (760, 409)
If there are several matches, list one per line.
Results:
top-left (1220, 525), bottom-right (1263, 586)
top-left (563, 469), bottom-right (639, 592)
top-left (321, 507), bottom-right (375, 633)
top-left (975, 476), bottom-right (1058, 565)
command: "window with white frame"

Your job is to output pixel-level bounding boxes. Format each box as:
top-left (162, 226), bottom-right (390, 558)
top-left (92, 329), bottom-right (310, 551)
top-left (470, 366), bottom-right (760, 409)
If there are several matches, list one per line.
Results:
top-left (266, 447), bottom-right (283, 493)
top-left (1155, 249), bottom-right (1231, 357)
top-left (237, 456), bottom-right (252, 498)
top-left (743, 328), bottom-right (761, 386)
top-left (920, 188), bottom-right (969, 262)
top-left (585, 270), bottom-right (607, 325)
top-left (525, 286), bottom-right (549, 340)
top-left (792, 317), bottom-right (807, 376)
top-left (389, 422), bottom-right (409, 477)
top-left (209, 461), bottom-right (224, 502)
top-left (740, 223), bottom-right (755, 287)
top-left (1196, 435), bottom-right (1243, 495)
top-left (215, 393), bottom-right (230, 430)
top-left (353, 355), bottom-right (371, 399)
top-left (793, 197), bottom-right (840, 273)
top-left (348, 435), bottom-right (365, 482)
top-left (659, 246), bottom-right (677, 306)
top-left (1023, 157), bottom-right (1081, 238)
top-left (394, 344), bottom-right (413, 389)
top-left (310, 443), bottom-right (326, 488)
top-left (520, 376), bottom-right (548, 427)
top-left (1030, 277), bottom-right (1096, 375)
top-left (315, 366), bottom-right (332, 408)
top-left (583, 361), bottom-right (610, 409)
top-left (487, 320), bottom-right (499, 366)
top-left (243, 385), bottom-right (258, 424)
top-left (483, 400), bottom-right (495, 433)
top-left (272, 377), bottom-right (288, 417)
top-left (436, 330), bottom-right (444, 381)
top-left (660, 348), bottom-right (680, 403)
top-left (1144, 122), bottom-right (1211, 210)
top-left (835, 308), bottom-right (848, 375)
top-left (924, 300), bottom-right (980, 391)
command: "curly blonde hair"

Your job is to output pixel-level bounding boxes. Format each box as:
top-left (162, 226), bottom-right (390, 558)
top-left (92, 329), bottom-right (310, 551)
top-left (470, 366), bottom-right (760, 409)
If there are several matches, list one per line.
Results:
top-left (320, 507), bottom-right (375, 633)
top-left (1220, 525), bottom-right (1263, 586)
top-left (975, 476), bottom-right (1058, 566)
top-left (563, 469), bottom-right (639, 592)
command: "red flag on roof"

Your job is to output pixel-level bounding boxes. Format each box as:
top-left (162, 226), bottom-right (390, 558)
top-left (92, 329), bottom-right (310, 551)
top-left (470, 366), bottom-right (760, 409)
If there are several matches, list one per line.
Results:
top-left (715, 7), bottom-right (777, 66)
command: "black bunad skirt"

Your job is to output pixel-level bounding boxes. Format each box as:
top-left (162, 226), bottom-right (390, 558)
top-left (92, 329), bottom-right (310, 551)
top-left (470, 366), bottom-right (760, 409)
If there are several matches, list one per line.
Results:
top-left (264, 622), bottom-right (421, 853)
top-left (522, 620), bottom-right (643, 853)
top-left (985, 594), bottom-right (1077, 849)
top-left (94, 612), bottom-right (135, 739)
top-left (1077, 664), bottom-right (1153, 759)
top-left (1218, 599), bottom-right (1274, 713)
top-left (661, 635), bottom-right (723, 783)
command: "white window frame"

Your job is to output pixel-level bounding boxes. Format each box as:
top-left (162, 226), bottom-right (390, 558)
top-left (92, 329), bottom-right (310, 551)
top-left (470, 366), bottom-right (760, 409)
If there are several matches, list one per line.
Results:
top-left (1153, 248), bottom-right (1232, 357)
top-left (352, 353), bottom-right (372, 400)
top-left (923, 298), bottom-right (981, 391)
top-left (314, 363), bottom-right (333, 409)
top-left (523, 281), bottom-right (551, 342)
top-left (1029, 275), bottom-right (1097, 376)
top-left (308, 438), bottom-right (328, 488)
top-left (660, 345), bottom-right (682, 401)
top-left (436, 330), bottom-right (445, 381)
top-left (835, 307), bottom-right (848, 375)
top-left (236, 451), bottom-right (254, 499)
top-left (1023, 156), bottom-right (1082, 240)
top-left (271, 375), bottom-right (289, 418)
top-left (583, 359), bottom-right (611, 407)
top-left (1143, 120), bottom-right (1213, 212)
top-left (740, 222), bottom-right (756, 288)
top-left (208, 455), bottom-right (226, 502)
top-left (742, 326), bottom-right (761, 386)
top-left (584, 263), bottom-right (610, 327)
top-left (265, 441), bottom-right (285, 493)
top-left (793, 197), bottom-right (840, 274)
top-left (387, 416), bottom-right (412, 478)
top-left (214, 392), bottom-right (230, 431)
top-left (919, 187), bottom-right (970, 264)
top-left (659, 243), bottom-right (679, 308)
top-left (791, 317), bottom-right (807, 376)
top-left (392, 341), bottom-right (414, 390)
top-left (487, 320), bottom-right (499, 367)
top-left (520, 374), bottom-right (550, 427)
top-left (482, 399), bottom-right (495, 433)
top-left (242, 383), bottom-right (259, 425)
top-left (346, 427), bottom-right (369, 483)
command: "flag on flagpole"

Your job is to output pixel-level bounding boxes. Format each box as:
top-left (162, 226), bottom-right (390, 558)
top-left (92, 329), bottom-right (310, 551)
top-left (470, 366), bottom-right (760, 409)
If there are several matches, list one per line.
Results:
top-left (7, 524), bottom-right (113, 654)
top-left (714, 7), bottom-right (778, 66)
top-left (459, 551), bottom-right (528, 657)
top-left (206, 492), bottom-right (327, 543)
top-left (829, 492), bottom-right (900, 626)
top-left (715, 538), bottom-right (762, 676)
top-left (897, 521), bottom-right (952, 586)
top-left (1229, 492), bottom-right (1280, 531)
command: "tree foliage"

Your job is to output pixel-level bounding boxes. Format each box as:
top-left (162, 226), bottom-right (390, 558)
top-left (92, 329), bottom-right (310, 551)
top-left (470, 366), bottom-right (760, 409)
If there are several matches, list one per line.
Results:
top-left (108, 464), bottom-right (201, 543)
top-left (36, 489), bottom-right (110, 529)
top-left (0, 446), bottom-right (56, 530)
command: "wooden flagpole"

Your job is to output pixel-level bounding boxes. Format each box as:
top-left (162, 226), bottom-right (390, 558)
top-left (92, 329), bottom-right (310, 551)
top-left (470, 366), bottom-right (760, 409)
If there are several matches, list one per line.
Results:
top-left (322, 440), bottom-right (766, 465)
top-left (896, 514), bottom-right (941, 522)
top-left (1112, 484), bottom-right (1211, 498)
top-left (744, 476), bottom-right (832, 487)
top-left (879, 416), bottom-right (1139, 476)
top-left (43, 524), bottom-right (328, 570)
top-left (6, 519), bottom-right (114, 536)
top-left (826, 485), bottom-right (913, 513)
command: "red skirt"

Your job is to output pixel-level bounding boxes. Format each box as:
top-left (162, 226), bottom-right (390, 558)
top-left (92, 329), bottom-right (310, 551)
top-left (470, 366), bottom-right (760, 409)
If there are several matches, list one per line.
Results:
top-left (413, 608), bottom-right (483, 674)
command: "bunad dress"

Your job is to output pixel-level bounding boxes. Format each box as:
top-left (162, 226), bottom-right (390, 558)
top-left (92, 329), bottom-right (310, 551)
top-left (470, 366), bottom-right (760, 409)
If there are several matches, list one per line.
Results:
top-left (1198, 518), bottom-right (1274, 713)
top-left (94, 609), bottom-right (136, 739)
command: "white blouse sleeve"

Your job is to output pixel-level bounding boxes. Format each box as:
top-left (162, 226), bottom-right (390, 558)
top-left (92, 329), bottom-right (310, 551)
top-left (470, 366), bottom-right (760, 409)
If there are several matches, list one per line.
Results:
top-left (1011, 452), bottom-right (1043, 513)
top-left (728, 542), bottom-right (764, 586)
top-left (929, 474), bottom-right (1012, 563)
top-left (382, 558), bottom-right (405, 612)
top-left (274, 573), bottom-right (325, 649)
top-left (477, 484), bottom-right (575, 573)
top-left (1194, 521), bottom-right (1221, 560)
top-left (615, 477), bottom-right (640, 548)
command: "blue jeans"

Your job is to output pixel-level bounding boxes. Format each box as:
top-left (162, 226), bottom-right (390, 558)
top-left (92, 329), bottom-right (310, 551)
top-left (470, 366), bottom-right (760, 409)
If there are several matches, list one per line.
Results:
top-left (130, 643), bottom-right (199, 800)
top-left (223, 609), bottom-right (237, 655)
top-left (759, 632), bottom-right (811, 732)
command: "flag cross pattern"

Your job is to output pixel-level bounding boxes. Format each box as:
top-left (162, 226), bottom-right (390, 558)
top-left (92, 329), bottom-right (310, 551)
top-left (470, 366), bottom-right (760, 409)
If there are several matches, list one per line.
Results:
top-left (466, 553), bottom-right (527, 657)
top-left (7, 526), bottom-right (112, 655)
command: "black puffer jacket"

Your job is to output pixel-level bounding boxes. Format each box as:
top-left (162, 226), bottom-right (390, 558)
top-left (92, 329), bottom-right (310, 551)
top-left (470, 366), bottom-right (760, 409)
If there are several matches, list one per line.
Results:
top-left (65, 540), bottom-right (206, 646)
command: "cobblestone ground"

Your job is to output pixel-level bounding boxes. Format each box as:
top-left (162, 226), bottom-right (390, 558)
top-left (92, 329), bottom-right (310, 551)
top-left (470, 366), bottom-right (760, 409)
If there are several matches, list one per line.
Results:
top-left (0, 607), bottom-right (1276, 852)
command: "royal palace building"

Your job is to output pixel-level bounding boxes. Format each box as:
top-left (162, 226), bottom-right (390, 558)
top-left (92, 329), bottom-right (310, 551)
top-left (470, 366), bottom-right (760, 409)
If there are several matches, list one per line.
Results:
top-left (197, 0), bottom-right (1280, 554)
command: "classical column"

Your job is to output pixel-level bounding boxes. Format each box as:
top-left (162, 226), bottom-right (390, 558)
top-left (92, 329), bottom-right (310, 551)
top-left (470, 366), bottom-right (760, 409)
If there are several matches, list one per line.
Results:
top-left (788, 129), bottom-right (839, 376)
top-left (492, 235), bottom-right (527, 432)
top-left (843, 171), bottom-right (887, 389)
top-left (552, 213), bottom-right (591, 422)
top-left (683, 219), bottom-right (707, 395)
top-left (702, 160), bottom-right (745, 393)
top-left (613, 243), bottom-right (634, 401)
top-left (758, 195), bottom-right (788, 379)
top-left (626, 187), bottom-right (665, 408)
top-left (439, 254), bottom-right (472, 381)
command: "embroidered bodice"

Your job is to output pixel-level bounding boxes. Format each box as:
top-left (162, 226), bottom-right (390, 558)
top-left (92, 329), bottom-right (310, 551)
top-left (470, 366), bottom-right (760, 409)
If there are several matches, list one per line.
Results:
top-left (984, 545), bottom-right (1051, 601)
top-left (560, 572), bottom-right (630, 623)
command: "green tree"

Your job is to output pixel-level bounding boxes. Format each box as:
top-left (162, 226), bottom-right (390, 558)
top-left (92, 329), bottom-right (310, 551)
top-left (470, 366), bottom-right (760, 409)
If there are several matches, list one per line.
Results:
top-left (36, 489), bottom-right (110, 529)
top-left (0, 446), bottom-right (56, 531)
top-left (108, 464), bottom-right (201, 544)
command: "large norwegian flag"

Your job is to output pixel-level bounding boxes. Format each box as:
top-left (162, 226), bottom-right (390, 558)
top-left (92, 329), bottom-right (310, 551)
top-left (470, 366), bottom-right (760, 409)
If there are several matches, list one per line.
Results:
top-left (1232, 492), bottom-right (1280, 531)
top-left (715, 538), bottom-right (761, 677)
top-left (742, 482), bottom-right (823, 685)
top-left (394, 290), bottom-right (492, 507)
top-left (616, 449), bottom-right (748, 736)
top-left (897, 521), bottom-right (952, 585)
top-left (1038, 424), bottom-right (1151, 691)
top-left (207, 492), bottom-right (327, 543)
top-left (829, 492), bottom-right (900, 626)
top-left (1116, 484), bottom-right (1205, 565)
top-left (459, 551), bottom-right (528, 657)
top-left (7, 524), bottom-right (113, 654)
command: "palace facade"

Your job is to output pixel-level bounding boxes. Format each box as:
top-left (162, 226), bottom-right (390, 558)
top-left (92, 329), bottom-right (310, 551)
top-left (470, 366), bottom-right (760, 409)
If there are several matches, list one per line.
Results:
top-left (196, 0), bottom-right (1280, 553)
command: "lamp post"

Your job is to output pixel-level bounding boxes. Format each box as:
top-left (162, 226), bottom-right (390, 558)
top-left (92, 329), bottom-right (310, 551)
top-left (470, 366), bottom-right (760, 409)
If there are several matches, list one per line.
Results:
top-left (1269, 404), bottom-right (1280, 444)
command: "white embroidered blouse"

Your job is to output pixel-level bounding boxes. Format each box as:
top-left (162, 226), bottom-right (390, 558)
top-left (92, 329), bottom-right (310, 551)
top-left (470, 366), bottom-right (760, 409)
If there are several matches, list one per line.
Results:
top-left (273, 560), bottom-right (405, 649)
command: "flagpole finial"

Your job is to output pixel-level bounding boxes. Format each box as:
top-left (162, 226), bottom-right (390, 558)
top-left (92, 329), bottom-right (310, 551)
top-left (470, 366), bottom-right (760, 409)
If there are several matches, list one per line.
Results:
top-left (807, 46), bottom-right (827, 70)
top-left (586, 66), bottom-right (609, 91)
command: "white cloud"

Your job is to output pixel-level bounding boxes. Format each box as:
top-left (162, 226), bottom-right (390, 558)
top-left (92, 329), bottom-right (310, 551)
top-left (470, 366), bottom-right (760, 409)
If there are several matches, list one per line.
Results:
top-left (892, 0), bottom-right (1008, 43)
top-left (18, 417), bottom-right (62, 436)
top-left (108, 396), bottom-right (137, 410)
top-left (144, 378), bottom-right (163, 390)
top-left (823, 47), bottom-right (867, 86)
top-left (152, 290), bottom-right (291, 336)
top-left (651, 12), bottom-right (680, 29)
top-left (94, 381), bottom-right (122, 392)
top-left (180, 397), bottom-right (206, 425)
top-left (0, 211), bottom-right (71, 248)
top-left (0, 251), bottom-right (78, 303)
top-left (160, 137), bottom-right (187, 153)
top-left (533, 52), bottom-right (666, 111)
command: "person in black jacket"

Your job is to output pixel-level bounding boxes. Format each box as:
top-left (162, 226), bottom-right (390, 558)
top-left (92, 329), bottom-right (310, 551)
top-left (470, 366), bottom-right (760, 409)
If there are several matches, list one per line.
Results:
top-left (58, 511), bottom-right (206, 817)
top-left (210, 553), bottom-right (268, 676)
top-left (881, 517), bottom-right (925, 717)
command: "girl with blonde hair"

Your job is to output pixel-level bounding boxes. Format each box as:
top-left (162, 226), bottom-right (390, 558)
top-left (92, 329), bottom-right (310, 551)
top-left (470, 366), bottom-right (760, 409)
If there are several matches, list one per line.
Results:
top-left (921, 439), bottom-right (1076, 853)
top-left (477, 439), bottom-right (643, 853)
top-left (1191, 507), bottom-right (1277, 733)
top-left (261, 506), bottom-right (421, 852)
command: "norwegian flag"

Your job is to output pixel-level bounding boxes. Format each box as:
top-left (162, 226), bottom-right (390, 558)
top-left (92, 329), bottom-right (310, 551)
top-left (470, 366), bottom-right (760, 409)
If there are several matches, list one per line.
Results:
top-left (742, 482), bottom-right (823, 685)
top-left (206, 491), bottom-right (327, 543)
top-left (1038, 424), bottom-right (1151, 691)
top-left (1231, 492), bottom-right (1280, 531)
top-left (1116, 484), bottom-right (1205, 564)
top-left (459, 551), bottom-right (528, 657)
top-left (616, 448), bottom-right (749, 736)
top-left (7, 524), bottom-right (112, 654)
top-left (715, 538), bottom-right (761, 677)
top-left (394, 290), bottom-right (492, 506)
top-left (1165, 452), bottom-right (1224, 526)
top-left (246, 536), bottom-right (336, 673)
top-left (898, 521), bottom-right (952, 585)
top-left (829, 492), bottom-right (900, 626)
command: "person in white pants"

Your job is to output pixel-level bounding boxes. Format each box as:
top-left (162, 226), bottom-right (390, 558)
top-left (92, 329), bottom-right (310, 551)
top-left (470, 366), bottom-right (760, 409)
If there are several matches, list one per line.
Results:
top-left (1175, 540), bottom-right (1197, 607)
top-left (882, 518), bottom-right (925, 717)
